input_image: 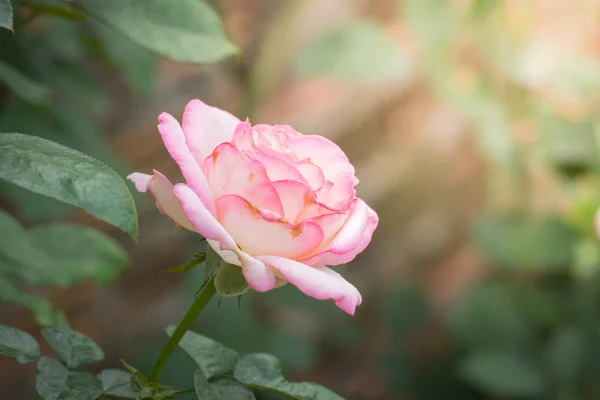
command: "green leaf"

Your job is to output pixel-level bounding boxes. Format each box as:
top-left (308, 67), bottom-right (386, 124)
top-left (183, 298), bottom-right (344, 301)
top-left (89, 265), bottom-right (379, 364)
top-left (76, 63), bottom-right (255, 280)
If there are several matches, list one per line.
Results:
top-left (0, 61), bottom-right (51, 106)
top-left (74, 0), bottom-right (238, 63)
top-left (0, 0), bottom-right (13, 31)
top-left (205, 245), bottom-right (222, 280)
top-left (36, 356), bottom-right (103, 400)
top-left (0, 324), bottom-right (40, 364)
top-left (459, 351), bottom-right (545, 397)
top-left (234, 353), bottom-right (344, 400)
top-left (27, 224), bottom-right (129, 286)
top-left (195, 371), bottom-right (256, 400)
top-left (130, 371), bottom-right (154, 399)
top-left (0, 274), bottom-right (66, 326)
top-left (92, 21), bottom-right (156, 95)
top-left (0, 133), bottom-right (138, 239)
top-left (97, 369), bottom-right (135, 399)
top-left (471, 215), bottom-right (575, 270)
top-left (545, 327), bottom-right (585, 380)
top-left (449, 282), bottom-right (531, 349)
top-left (21, 0), bottom-right (86, 20)
top-left (165, 326), bottom-right (238, 379)
top-left (0, 210), bottom-right (128, 287)
top-left (215, 262), bottom-right (249, 297)
top-left (295, 20), bottom-right (410, 84)
top-left (41, 325), bottom-right (104, 368)
top-left (167, 252), bottom-right (206, 274)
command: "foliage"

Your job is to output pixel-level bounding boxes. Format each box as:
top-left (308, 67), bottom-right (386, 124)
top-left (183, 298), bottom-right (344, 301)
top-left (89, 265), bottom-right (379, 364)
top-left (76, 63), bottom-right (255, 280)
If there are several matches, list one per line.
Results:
top-left (0, 324), bottom-right (343, 400)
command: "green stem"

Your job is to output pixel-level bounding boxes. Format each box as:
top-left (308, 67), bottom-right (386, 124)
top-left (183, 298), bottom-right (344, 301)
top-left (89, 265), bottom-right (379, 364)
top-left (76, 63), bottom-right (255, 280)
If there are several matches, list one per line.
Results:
top-left (148, 279), bottom-right (216, 383)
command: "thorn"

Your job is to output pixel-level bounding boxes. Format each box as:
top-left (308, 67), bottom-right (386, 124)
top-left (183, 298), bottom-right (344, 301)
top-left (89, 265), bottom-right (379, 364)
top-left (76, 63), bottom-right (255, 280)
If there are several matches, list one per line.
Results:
top-left (237, 295), bottom-right (242, 310)
top-left (218, 296), bottom-right (223, 308)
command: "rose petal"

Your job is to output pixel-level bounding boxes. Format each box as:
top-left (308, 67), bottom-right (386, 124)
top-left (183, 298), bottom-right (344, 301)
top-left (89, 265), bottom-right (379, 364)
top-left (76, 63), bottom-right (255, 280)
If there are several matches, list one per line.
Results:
top-left (215, 194), bottom-right (324, 259)
top-left (127, 172), bottom-right (153, 193)
top-left (272, 180), bottom-right (312, 222)
top-left (172, 183), bottom-right (236, 250)
top-left (257, 255), bottom-right (362, 315)
top-left (157, 112), bottom-right (215, 215)
top-left (205, 143), bottom-right (284, 215)
top-left (181, 99), bottom-right (240, 165)
top-left (246, 149), bottom-right (306, 183)
top-left (286, 135), bottom-right (356, 208)
top-left (301, 203), bottom-right (378, 266)
top-left (127, 171), bottom-right (194, 231)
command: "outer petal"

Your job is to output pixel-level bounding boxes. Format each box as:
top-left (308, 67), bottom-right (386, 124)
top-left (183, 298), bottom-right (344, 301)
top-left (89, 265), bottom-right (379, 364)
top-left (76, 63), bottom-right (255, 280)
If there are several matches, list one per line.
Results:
top-left (174, 184), bottom-right (278, 291)
top-left (205, 143), bottom-right (284, 215)
top-left (301, 203), bottom-right (378, 266)
top-left (172, 183), bottom-right (236, 250)
top-left (127, 171), bottom-right (194, 231)
top-left (257, 255), bottom-right (362, 315)
top-left (215, 194), bottom-right (324, 259)
top-left (181, 99), bottom-right (240, 165)
top-left (157, 112), bottom-right (215, 215)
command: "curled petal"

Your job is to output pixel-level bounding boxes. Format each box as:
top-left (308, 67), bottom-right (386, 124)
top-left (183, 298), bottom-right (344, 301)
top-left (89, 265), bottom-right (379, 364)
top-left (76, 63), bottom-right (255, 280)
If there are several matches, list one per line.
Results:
top-left (236, 251), bottom-right (276, 292)
top-left (246, 149), bottom-right (306, 183)
top-left (205, 143), bottom-right (284, 215)
top-left (127, 171), bottom-right (194, 231)
top-left (215, 194), bottom-right (324, 259)
top-left (257, 255), bottom-right (362, 315)
top-left (272, 180), bottom-right (312, 222)
top-left (301, 204), bottom-right (378, 266)
top-left (172, 183), bottom-right (236, 251)
top-left (286, 135), bottom-right (356, 208)
top-left (181, 99), bottom-right (240, 166)
top-left (157, 112), bottom-right (215, 215)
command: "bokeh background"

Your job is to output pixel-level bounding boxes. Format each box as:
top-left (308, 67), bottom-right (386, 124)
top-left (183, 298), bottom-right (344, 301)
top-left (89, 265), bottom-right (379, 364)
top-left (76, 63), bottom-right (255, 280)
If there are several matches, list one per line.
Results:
top-left (3, 0), bottom-right (600, 399)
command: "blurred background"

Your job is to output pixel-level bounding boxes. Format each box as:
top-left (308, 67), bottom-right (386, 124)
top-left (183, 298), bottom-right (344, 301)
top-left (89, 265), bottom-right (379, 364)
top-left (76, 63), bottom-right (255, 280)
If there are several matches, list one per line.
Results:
top-left (2, 0), bottom-right (600, 399)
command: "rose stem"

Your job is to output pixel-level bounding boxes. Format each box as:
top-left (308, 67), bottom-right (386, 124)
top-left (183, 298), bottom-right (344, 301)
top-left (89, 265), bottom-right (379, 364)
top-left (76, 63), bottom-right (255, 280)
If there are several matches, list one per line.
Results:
top-left (148, 279), bottom-right (217, 383)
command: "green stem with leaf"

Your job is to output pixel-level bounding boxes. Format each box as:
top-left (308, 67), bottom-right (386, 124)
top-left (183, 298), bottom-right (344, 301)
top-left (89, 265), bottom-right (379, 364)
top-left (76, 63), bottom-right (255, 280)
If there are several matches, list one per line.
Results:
top-left (148, 279), bottom-right (216, 383)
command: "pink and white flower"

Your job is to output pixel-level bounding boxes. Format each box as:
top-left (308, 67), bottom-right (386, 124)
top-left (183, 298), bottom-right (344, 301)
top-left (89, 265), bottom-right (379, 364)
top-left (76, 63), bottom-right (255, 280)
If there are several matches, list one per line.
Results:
top-left (128, 99), bottom-right (378, 315)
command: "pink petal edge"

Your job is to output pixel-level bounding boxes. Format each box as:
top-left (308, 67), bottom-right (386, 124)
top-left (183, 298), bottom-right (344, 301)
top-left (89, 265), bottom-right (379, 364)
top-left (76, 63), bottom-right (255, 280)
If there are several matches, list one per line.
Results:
top-left (257, 255), bottom-right (362, 315)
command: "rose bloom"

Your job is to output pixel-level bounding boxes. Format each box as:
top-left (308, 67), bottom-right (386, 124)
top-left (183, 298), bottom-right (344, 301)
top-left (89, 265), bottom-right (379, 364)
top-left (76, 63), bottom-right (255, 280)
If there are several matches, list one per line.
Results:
top-left (128, 100), bottom-right (378, 315)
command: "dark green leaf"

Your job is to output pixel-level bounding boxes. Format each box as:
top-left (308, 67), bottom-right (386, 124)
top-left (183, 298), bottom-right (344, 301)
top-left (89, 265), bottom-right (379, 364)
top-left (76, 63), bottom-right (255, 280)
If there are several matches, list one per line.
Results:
top-left (0, 61), bottom-right (50, 106)
top-left (74, 0), bottom-right (238, 63)
top-left (130, 371), bottom-right (154, 400)
top-left (194, 371), bottom-right (256, 400)
top-left (295, 20), bottom-right (410, 84)
top-left (234, 353), bottom-right (343, 400)
top-left (0, 0), bottom-right (12, 31)
top-left (0, 324), bottom-right (40, 364)
top-left (41, 325), bottom-right (104, 368)
top-left (215, 262), bottom-right (249, 297)
top-left (98, 369), bottom-right (135, 399)
top-left (0, 210), bottom-right (128, 287)
top-left (545, 327), bottom-right (585, 380)
top-left (21, 0), bottom-right (86, 20)
top-left (471, 215), bottom-right (575, 269)
top-left (0, 133), bottom-right (138, 239)
top-left (28, 224), bottom-right (129, 286)
top-left (212, 376), bottom-right (256, 400)
top-left (449, 282), bottom-right (531, 349)
top-left (36, 357), bottom-right (103, 400)
top-left (0, 274), bottom-right (66, 326)
top-left (459, 351), bottom-right (545, 397)
top-left (92, 21), bottom-right (156, 95)
top-left (194, 370), bottom-right (219, 400)
top-left (166, 326), bottom-right (238, 379)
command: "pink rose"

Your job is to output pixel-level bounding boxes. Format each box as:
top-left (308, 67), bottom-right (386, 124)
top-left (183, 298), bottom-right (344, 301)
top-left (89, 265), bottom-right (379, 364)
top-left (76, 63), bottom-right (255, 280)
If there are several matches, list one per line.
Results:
top-left (128, 100), bottom-right (378, 315)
